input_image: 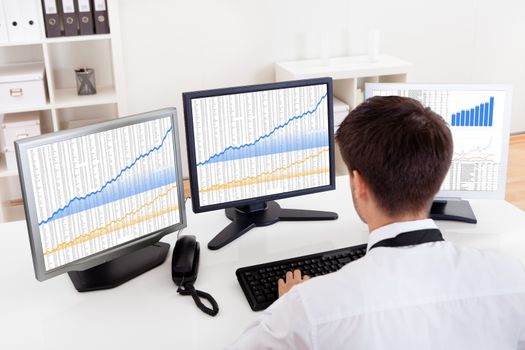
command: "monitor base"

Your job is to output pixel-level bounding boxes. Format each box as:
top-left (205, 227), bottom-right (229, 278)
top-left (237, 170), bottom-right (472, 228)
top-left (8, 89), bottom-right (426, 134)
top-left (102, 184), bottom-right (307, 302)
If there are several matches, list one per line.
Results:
top-left (68, 242), bottom-right (170, 292)
top-left (429, 199), bottom-right (477, 224)
top-left (208, 201), bottom-right (338, 250)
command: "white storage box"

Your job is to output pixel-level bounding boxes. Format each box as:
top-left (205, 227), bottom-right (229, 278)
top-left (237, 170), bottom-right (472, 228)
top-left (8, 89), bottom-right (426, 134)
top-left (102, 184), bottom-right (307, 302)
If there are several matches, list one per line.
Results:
top-left (1, 112), bottom-right (41, 172)
top-left (0, 62), bottom-right (47, 110)
top-left (333, 97), bottom-right (350, 131)
top-left (4, 150), bottom-right (17, 171)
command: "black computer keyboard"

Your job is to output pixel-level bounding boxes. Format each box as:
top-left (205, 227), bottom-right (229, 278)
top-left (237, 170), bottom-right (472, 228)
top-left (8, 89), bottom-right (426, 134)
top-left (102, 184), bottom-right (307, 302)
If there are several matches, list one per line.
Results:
top-left (236, 244), bottom-right (367, 311)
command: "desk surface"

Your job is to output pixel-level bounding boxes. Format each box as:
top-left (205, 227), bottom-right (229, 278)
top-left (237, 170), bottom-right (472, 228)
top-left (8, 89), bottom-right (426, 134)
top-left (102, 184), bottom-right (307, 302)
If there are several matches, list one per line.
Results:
top-left (2, 176), bottom-right (525, 350)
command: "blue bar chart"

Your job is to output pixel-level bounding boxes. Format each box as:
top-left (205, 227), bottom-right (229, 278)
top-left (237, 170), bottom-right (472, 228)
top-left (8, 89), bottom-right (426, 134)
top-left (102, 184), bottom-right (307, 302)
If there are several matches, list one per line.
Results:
top-left (451, 97), bottom-right (494, 127)
top-left (370, 86), bottom-right (507, 193)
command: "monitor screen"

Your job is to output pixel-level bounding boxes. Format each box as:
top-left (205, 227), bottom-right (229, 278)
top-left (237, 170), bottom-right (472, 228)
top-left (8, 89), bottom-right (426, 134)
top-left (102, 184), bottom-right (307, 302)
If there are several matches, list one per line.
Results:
top-left (364, 83), bottom-right (512, 199)
top-left (16, 109), bottom-right (186, 281)
top-left (184, 78), bottom-right (335, 212)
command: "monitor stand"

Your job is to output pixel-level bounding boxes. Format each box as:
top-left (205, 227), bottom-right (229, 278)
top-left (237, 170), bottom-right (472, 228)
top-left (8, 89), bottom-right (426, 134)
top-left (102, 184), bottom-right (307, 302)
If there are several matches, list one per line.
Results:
top-left (429, 199), bottom-right (477, 224)
top-left (208, 200), bottom-right (338, 250)
top-left (68, 242), bottom-right (170, 292)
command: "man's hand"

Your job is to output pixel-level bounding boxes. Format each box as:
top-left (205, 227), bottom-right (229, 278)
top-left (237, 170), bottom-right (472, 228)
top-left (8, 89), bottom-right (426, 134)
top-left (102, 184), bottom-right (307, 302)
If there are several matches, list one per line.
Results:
top-left (278, 269), bottom-right (310, 298)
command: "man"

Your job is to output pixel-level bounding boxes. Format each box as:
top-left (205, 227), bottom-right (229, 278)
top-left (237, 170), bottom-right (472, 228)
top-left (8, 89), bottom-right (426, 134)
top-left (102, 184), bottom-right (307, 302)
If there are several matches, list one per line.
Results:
top-left (227, 96), bottom-right (525, 349)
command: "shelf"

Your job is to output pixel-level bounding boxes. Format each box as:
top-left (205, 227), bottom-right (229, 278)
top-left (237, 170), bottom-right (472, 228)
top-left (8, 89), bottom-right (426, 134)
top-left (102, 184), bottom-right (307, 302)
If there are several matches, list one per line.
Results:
top-left (53, 86), bottom-right (117, 109)
top-left (0, 41), bottom-right (43, 48)
top-left (0, 34), bottom-right (111, 48)
top-left (275, 54), bottom-right (412, 80)
top-left (0, 103), bottom-right (51, 115)
top-left (45, 34), bottom-right (112, 45)
top-left (0, 1), bottom-right (124, 223)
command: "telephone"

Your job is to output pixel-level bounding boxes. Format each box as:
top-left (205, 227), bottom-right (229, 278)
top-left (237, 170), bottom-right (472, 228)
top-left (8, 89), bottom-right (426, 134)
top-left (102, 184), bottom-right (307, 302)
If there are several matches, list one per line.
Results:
top-left (172, 235), bottom-right (200, 285)
top-left (172, 235), bottom-right (219, 316)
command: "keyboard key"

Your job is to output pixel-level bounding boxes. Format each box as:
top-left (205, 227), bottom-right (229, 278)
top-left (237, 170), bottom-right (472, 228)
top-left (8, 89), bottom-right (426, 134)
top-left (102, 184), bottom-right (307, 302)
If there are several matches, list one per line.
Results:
top-left (338, 257), bottom-right (352, 264)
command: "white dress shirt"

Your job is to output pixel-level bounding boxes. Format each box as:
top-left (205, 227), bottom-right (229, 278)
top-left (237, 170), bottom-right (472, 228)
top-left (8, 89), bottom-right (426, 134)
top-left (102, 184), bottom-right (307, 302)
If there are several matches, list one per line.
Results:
top-left (227, 219), bottom-right (525, 350)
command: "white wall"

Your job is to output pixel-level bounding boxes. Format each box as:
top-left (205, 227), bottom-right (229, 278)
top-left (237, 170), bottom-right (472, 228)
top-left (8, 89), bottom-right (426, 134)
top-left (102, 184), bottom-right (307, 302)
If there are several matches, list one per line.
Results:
top-left (117, 0), bottom-right (525, 176)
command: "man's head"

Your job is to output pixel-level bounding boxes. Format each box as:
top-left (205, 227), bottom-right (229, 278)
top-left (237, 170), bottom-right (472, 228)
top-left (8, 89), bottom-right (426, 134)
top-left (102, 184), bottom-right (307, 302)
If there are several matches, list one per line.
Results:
top-left (335, 96), bottom-right (453, 223)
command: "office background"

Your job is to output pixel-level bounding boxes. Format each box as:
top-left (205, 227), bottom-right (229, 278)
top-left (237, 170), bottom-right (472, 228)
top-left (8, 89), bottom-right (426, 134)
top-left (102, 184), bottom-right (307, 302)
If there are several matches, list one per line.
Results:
top-left (115, 0), bottom-right (525, 176)
top-left (1, 2), bottom-right (525, 348)
top-left (1, 0), bottom-right (524, 221)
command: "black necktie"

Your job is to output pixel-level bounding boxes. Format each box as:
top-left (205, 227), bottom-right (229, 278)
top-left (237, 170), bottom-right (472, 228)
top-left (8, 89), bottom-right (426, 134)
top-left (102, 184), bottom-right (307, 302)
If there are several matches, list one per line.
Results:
top-left (369, 229), bottom-right (444, 251)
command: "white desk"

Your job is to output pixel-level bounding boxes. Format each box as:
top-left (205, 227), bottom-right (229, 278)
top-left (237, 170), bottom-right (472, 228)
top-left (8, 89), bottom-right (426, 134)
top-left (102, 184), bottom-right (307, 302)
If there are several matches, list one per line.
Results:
top-left (2, 176), bottom-right (525, 349)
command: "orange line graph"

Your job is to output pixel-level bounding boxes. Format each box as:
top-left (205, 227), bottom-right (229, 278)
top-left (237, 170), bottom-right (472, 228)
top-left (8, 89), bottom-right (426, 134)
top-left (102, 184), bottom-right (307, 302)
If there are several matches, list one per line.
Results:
top-left (199, 148), bottom-right (329, 193)
top-left (43, 184), bottom-right (179, 256)
top-left (202, 167), bottom-right (329, 192)
top-left (454, 154), bottom-right (496, 161)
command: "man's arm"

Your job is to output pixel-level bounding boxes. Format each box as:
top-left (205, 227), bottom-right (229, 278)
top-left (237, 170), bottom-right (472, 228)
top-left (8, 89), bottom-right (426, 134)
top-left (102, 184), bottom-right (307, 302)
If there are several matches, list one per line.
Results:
top-left (226, 278), bottom-right (314, 350)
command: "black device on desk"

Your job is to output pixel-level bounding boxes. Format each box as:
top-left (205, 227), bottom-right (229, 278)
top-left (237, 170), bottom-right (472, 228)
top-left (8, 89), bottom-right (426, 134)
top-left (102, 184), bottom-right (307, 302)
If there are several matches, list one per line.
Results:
top-left (236, 244), bottom-right (367, 311)
top-left (365, 83), bottom-right (513, 224)
top-left (15, 109), bottom-right (187, 291)
top-left (183, 78), bottom-right (338, 251)
top-left (172, 235), bottom-right (200, 285)
top-left (172, 235), bottom-right (219, 316)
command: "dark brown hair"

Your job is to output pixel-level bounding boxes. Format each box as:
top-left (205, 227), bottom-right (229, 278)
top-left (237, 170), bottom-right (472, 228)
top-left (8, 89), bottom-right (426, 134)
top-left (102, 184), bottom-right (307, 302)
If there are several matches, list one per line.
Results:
top-left (335, 96), bottom-right (453, 216)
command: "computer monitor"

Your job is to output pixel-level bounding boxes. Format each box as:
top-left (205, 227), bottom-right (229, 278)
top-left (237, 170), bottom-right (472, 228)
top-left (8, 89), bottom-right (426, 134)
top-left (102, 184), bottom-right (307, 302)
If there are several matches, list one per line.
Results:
top-left (365, 83), bottom-right (513, 223)
top-left (183, 78), bottom-right (338, 250)
top-left (15, 108), bottom-right (186, 291)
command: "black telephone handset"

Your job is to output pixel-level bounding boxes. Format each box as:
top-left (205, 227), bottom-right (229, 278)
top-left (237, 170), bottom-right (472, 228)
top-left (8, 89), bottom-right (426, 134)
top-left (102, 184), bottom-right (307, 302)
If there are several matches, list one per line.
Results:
top-left (172, 235), bottom-right (200, 285)
top-left (172, 235), bottom-right (219, 317)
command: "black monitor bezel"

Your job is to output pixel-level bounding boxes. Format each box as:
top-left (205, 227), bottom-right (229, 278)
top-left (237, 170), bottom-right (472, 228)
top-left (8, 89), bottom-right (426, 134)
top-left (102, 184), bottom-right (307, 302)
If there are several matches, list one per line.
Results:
top-left (183, 77), bottom-right (336, 213)
top-left (15, 108), bottom-right (187, 281)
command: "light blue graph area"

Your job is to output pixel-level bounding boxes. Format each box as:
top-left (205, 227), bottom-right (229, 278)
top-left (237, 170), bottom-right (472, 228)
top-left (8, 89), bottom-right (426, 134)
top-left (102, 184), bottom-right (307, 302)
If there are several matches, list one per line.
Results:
top-left (38, 126), bottom-right (173, 226)
top-left (197, 92), bottom-right (328, 167)
top-left (43, 167), bottom-right (177, 223)
top-left (204, 130), bottom-right (328, 165)
top-left (451, 97), bottom-right (494, 127)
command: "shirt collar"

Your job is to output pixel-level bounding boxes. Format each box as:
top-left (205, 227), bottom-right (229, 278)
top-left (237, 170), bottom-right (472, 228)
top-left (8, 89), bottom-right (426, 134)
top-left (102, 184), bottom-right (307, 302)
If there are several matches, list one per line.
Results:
top-left (367, 219), bottom-right (438, 252)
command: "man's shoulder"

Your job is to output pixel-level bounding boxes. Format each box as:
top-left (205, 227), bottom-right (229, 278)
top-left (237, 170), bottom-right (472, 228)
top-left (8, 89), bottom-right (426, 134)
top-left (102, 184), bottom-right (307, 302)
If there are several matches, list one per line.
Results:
top-left (293, 241), bottom-right (525, 324)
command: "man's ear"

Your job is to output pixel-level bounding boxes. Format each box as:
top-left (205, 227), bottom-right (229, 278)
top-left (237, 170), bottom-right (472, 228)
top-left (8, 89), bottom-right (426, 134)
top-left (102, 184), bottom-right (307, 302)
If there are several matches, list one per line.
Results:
top-left (351, 170), bottom-right (368, 200)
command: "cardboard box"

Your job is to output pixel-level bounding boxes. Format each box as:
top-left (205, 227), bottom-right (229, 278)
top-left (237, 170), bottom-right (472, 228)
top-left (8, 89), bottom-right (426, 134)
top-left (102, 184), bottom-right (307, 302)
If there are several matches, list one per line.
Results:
top-left (0, 62), bottom-right (46, 110)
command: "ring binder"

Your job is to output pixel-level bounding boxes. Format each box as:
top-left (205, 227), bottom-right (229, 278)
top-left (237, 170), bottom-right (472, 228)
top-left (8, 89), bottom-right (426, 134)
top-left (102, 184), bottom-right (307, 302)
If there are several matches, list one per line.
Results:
top-left (42, 0), bottom-right (61, 37)
top-left (61, 0), bottom-right (78, 36)
top-left (76, 0), bottom-right (94, 35)
top-left (4, 0), bottom-right (42, 42)
top-left (0, 1), bottom-right (9, 43)
top-left (93, 0), bottom-right (109, 34)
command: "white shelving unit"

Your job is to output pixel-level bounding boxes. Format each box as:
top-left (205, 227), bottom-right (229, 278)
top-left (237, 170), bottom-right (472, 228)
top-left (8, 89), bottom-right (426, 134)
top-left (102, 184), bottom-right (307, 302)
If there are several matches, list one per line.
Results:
top-left (275, 54), bottom-right (412, 175)
top-left (0, 0), bottom-right (127, 223)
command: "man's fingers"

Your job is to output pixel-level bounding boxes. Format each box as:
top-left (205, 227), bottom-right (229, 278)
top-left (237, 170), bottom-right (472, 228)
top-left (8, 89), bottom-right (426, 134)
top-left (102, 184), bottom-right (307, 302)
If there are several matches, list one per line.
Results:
top-left (278, 270), bottom-right (311, 298)
top-left (277, 278), bottom-right (287, 298)
top-left (286, 270), bottom-right (293, 282)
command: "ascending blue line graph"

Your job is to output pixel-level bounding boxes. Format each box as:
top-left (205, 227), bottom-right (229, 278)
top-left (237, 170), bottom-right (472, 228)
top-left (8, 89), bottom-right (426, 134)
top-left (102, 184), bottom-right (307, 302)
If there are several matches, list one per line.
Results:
top-left (196, 92), bottom-right (328, 166)
top-left (44, 167), bottom-right (177, 223)
top-left (38, 126), bottom-right (173, 226)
